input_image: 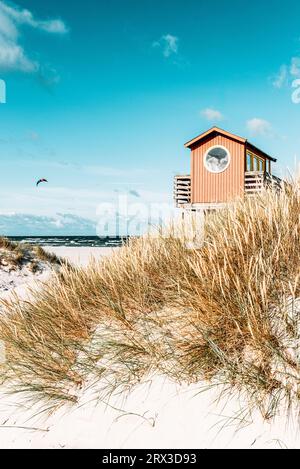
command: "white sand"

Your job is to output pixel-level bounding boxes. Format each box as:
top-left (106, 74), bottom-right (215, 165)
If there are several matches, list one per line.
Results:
top-left (0, 246), bottom-right (300, 449)
top-left (44, 246), bottom-right (117, 267)
top-left (0, 248), bottom-right (115, 303)
top-left (1, 376), bottom-right (299, 449)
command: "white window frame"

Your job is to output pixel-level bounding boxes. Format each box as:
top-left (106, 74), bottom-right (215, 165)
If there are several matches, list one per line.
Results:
top-left (204, 145), bottom-right (231, 174)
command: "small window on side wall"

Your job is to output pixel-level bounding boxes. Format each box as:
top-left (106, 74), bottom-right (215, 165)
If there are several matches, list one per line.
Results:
top-left (246, 153), bottom-right (252, 171)
top-left (246, 152), bottom-right (265, 172)
top-left (252, 157), bottom-right (257, 171)
top-left (254, 157), bottom-right (260, 171)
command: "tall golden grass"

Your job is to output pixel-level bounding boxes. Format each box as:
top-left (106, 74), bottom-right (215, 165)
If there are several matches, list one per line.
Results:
top-left (0, 181), bottom-right (300, 419)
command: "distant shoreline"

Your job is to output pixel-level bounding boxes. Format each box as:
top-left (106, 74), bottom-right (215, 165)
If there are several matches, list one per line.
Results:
top-left (6, 235), bottom-right (130, 248)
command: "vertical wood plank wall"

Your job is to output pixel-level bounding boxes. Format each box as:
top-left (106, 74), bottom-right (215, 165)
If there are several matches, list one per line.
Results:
top-left (191, 135), bottom-right (245, 204)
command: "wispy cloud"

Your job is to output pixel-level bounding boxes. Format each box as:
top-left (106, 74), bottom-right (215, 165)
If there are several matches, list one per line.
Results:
top-left (8, 157), bottom-right (155, 178)
top-left (0, 0), bottom-right (68, 73)
top-left (0, 1), bottom-right (67, 33)
top-left (152, 34), bottom-right (179, 58)
top-left (0, 212), bottom-right (96, 236)
top-left (82, 165), bottom-right (148, 178)
top-left (246, 118), bottom-right (273, 137)
top-left (0, 186), bottom-right (173, 235)
top-left (201, 108), bottom-right (223, 122)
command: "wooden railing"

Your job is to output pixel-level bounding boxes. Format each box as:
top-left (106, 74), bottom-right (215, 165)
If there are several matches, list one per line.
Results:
top-left (174, 172), bottom-right (283, 208)
top-left (244, 171), bottom-right (283, 195)
top-left (244, 171), bottom-right (265, 195)
top-left (174, 175), bottom-right (191, 207)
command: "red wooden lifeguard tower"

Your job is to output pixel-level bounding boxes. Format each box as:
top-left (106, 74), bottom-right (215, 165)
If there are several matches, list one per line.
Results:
top-left (174, 127), bottom-right (281, 211)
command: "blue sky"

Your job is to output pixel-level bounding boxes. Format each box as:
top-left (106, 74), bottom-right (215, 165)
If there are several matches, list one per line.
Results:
top-left (1, 0), bottom-right (300, 235)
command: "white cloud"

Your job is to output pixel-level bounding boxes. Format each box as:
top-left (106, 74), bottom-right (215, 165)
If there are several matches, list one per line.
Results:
top-left (0, 1), bottom-right (68, 72)
top-left (201, 108), bottom-right (223, 121)
top-left (153, 34), bottom-right (178, 58)
top-left (0, 212), bottom-right (97, 236)
top-left (246, 118), bottom-right (272, 137)
top-left (0, 187), bottom-right (174, 236)
top-left (0, 34), bottom-right (37, 71)
top-left (0, 2), bottom-right (68, 33)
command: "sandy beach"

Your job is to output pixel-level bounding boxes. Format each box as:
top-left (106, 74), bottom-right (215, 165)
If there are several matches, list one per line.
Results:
top-left (44, 246), bottom-right (117, 267)
top-left (0, 245), bottom-right (299, 449)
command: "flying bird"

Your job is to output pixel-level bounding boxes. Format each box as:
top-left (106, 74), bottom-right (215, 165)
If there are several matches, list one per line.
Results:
top-left (36, 178), bottom-right (48, 187)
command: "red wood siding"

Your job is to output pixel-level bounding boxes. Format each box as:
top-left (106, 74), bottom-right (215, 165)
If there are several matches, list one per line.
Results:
top-left (191, 135), bottom-right (245, 204)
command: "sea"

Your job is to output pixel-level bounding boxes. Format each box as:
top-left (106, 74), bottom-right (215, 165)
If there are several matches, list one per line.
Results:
top-left (7, 236), bottom-right (129, 248)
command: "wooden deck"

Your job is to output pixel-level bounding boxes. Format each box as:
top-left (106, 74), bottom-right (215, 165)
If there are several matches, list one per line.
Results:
top-left (174, 172), bottom-right (283, 207)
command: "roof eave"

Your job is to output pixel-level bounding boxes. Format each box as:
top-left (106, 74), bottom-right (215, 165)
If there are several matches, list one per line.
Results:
top-left (184, 127), bottom-right (277, 162)
top-left (246, 142), bottom-right (277, 162)
top-left (184, 126), bottom-right (246, 149)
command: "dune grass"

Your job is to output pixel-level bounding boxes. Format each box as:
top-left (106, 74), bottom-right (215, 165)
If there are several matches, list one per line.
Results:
top-left (0, 181), bottom-right (300, 419)
top-left (0, 237), bottom-right (63, 270)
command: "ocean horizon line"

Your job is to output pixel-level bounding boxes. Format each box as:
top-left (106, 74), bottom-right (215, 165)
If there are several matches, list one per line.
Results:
top-left (5, 235), bottom-right (131, 248)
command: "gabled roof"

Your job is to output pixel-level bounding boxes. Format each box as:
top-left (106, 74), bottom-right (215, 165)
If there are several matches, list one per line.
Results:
top-left (184, 126), bottom-right (277, 162)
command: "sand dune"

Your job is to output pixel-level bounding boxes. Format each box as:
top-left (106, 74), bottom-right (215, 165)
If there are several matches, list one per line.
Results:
top-left (0, 246), bottom-right (299, 449)
top-left (0, 374), bottom-right (299, 449)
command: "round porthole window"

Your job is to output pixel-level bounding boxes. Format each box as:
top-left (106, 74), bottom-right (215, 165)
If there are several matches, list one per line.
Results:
top-left (204, 145), bottom-right (231, 174)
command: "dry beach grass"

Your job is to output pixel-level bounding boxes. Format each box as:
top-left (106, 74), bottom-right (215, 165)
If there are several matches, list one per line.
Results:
top-left (0, 181), bottom-right (300, 422)
top-left (0, 238), bottom-right (62, 270)
top-left (0, 239), bottom-right (64, 294)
